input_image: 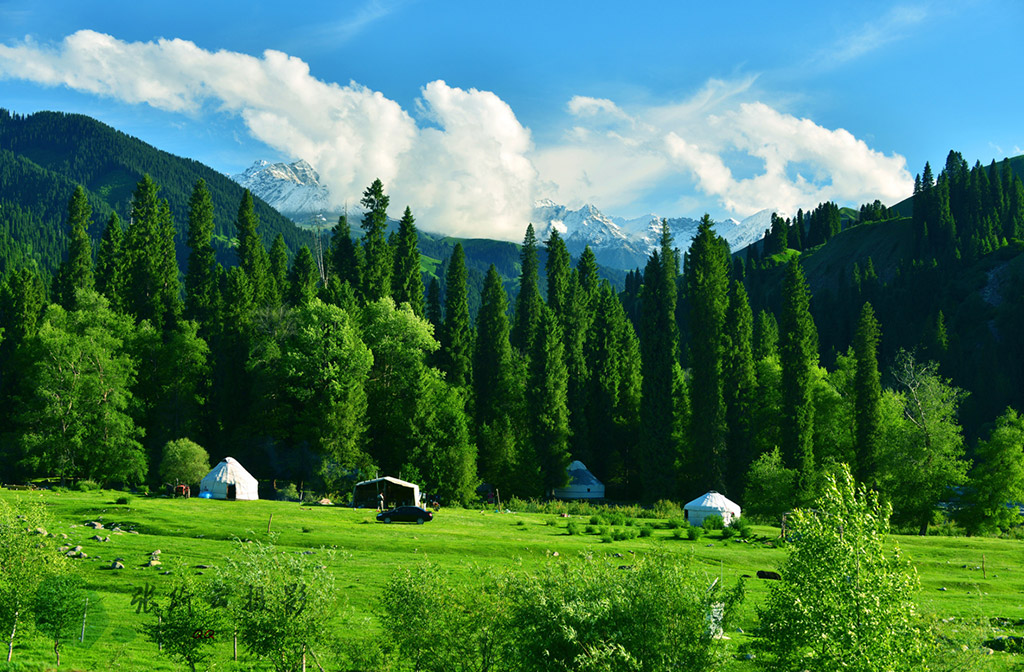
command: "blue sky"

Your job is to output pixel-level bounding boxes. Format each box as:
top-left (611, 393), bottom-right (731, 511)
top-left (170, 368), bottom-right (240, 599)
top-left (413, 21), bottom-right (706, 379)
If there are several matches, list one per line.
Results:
top-left (0, 1), bottom-right (1020, 239)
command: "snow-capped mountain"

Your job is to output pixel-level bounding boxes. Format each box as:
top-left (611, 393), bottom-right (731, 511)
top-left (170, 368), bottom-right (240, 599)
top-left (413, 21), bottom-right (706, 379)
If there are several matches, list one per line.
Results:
top-left (531, 202), bottom-right (773, 270)
top-left (232, 159), bottom-right (331, 221)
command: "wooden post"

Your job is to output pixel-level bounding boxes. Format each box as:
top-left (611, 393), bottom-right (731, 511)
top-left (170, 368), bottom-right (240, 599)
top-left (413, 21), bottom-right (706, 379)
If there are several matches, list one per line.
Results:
top-left (80, 597), bottom-right (88, 642)
top-left (267, 514), bottom-right (274, 534)
top-left (233, 630), bottom-right (237, 661)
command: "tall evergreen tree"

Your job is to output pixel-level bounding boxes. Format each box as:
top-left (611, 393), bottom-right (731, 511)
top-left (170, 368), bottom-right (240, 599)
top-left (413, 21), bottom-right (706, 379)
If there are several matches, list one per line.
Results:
top-left (235, 190), bottom-right (273, 308)
top-left (723, 280), bottom-right (757, 497)
top-left (95, 212), bottom-right (125, 310)
top-left (55, 186), bottom-right (94, 311)
top-left (474, 265), bottom-right (524, 489)
top-left (439, 244), bottom-right (472, 389)
top-left (779, 258), bottom-right (818, 495)
top-left (184, 179), bottom-right (220, 333)
top-left (639, 221), bottom-right (679, 500)
top-left (528, 306), bottom-right (571, 496)
top-left (853, 302), bottom-right (882, 486)
top-left (511, 224), bottom-right (543, 354)
top-left (360, 179), bottom-right (392, 302)
top-left (328, 212), bottom-right (363, 299)
top-left (123, 176), bottom-right (180, 331)
top-left (288, 246), bottom-right (319, 307)
top-left (391, 206), bottom-right (425, 316)
top-left (684, 215), bottom-right (730, 492)
top-left (545, 229), bottom-right (572, 317)
top-left (754, 309), bottom-right (779, 361)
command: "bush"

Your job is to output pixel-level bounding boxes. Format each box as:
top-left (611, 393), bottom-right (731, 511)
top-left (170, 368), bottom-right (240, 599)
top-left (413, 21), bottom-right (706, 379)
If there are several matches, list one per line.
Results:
top-left (600, 532), bottom-right (614, 543)
top-left (651, 499), bottom-right (683, 518)
top-left (745, 447), bottom-right (797, 521)
top-left (159, 438), bottom-right (211, 487)
top-left (134, 485), bottom-right (149, 495)
top-left (115, 496), bottom-right (130, 506)
top-left (76, 480), bottom-right (99, 492)
top-left (606, 512), bottom-right (626, 526)
top-left (702, 515), bottom-right (724, 530)
top-left (639, 525), bottom-right (653, 538)
top-left (566, 522), bottom-right (581, 536)
top-left (672, 528), bottom-right (686, 540)
top-left (276, 483), bottom-right (300, 502)
top-left (721, 526), bottom-right (737, 540)
top-left (546, 518), bottom-right (558, 527)
top-left (666, 518), bottom-right (687, 529)
top-left (589, 515), bottom-right (606, 525)
top-left (585, 525), bottom-right (597, 535)
top-left (687, 527), bottom-right (703, 541)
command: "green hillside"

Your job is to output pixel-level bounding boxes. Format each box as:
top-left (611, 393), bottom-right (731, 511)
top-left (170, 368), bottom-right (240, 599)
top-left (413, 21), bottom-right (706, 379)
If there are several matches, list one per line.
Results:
top-left (0, 109), bottom-right (315, 275)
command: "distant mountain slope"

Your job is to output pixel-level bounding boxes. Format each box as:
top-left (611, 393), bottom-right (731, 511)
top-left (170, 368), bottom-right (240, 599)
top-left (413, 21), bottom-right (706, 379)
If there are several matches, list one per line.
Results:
top-left (0, 109), bottom-right (313, 275)
top-left (232, 159), bottom-right (331, 222)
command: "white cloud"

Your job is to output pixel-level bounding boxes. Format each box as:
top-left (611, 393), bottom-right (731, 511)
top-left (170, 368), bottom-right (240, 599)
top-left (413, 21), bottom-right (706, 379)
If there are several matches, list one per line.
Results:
top-left (0, 31), bottom-right (914, 235)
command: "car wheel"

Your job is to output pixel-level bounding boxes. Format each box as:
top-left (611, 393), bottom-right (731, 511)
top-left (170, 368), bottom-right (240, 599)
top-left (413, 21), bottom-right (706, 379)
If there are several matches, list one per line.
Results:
top-left (417, 518), bottom-right (424, 524)
top-left (384, 517), bottom-right (391, 523)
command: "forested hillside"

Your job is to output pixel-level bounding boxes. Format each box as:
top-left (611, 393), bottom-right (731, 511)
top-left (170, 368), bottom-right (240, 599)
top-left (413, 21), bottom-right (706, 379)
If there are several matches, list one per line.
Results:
top-left (1, 129), bottom-right (1023, 540)
top-left (0, 109), bottom-right (313, 274)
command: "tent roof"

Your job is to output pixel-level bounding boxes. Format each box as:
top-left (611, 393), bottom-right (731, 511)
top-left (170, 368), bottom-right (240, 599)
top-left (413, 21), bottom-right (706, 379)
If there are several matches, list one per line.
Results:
top-left (203, 457), bottom-right (257, 484)
top-left (684, 491), bottom-right (741, 514)
top-left (565, 460), bottom-right (602, 487)
top-left (354, 476), bottom-right (419, 490)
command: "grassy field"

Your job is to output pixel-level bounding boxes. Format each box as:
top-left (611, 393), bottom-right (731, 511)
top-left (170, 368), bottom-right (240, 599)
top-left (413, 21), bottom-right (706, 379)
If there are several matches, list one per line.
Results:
top-left (1, 489), bottom-right (1021, 671)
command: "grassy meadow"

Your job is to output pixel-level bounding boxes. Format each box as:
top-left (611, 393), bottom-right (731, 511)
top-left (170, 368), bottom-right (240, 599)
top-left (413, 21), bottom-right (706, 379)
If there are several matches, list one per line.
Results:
top-left (1, 488), bottom-right (1021, 671)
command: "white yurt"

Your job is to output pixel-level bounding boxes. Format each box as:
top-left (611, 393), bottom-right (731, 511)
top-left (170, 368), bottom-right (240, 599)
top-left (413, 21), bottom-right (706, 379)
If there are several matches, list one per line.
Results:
top-left (199, 457), bottom-right (259, 500)
top-left (684, 491), bottom-right (741, 527)
top-left (552, 461), bottom-right (605, 500)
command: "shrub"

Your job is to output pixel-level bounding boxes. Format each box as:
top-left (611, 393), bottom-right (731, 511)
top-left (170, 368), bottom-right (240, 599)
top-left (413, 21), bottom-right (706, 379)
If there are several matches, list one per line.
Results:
top-left (115, 496), bottom-right (130, 506)
top-left (159, 438), bottom-right (211, 487)
top-left (589, 515), bottom-right (606, 526)
top-left (667, 518), bottom-right (687, 529)
top-left (134, 485), bottom-right (149, 495)
top-left (687, 527), bottom-right (703, 541)
top-left (546, 518), bottom-right (558, 527)
top-left (639, 525), bottom-right (653, 538)
top-left (600, 532), bottom-right (614, 543)
top-left (672, 528), bottom-right (686, 540)
top-left (516, 520), bottom-right (526, 527)
top-left (607, 512), bottom-right (626, 526)
top-left (721, 526), bottom-right (737, 540)
top-left (76, 480), bottom-right (99, 492)
top-left (652, 499), bottom-right (683, 518)
top-left (702, 515), bottom-right (724, 530)
top-left (566, 522), bottom-right (581, 536)
top-left (276, 483), bottom-right (300, 502)
top-left (585, 525), bottom-right (597, 535)
top-left (745, 447), bottom-right (797, 521)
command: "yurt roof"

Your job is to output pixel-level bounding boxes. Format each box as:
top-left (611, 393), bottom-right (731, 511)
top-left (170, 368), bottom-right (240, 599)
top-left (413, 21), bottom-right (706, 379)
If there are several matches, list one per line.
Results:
top-left (565, 461), bottom-right (602, 487)
top-left (684, 491), bottom-right (741, 514)
top-left (204, 457), bottom-right (257, 483)
top-left (354, 476), bottom-right (419, 489)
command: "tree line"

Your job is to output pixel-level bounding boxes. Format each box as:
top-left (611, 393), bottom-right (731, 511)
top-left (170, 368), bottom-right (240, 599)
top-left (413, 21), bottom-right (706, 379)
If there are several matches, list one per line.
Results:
top-left (1, 169), bottom-right (1022, 533)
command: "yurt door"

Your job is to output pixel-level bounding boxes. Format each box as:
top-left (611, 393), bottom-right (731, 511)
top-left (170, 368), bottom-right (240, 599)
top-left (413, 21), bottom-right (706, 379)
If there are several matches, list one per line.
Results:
top-left (227, 484), bottom-right (237, 500)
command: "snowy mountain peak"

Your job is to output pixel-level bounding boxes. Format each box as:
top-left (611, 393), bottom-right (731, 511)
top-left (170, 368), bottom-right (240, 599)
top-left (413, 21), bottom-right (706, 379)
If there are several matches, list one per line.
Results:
top-left (232, 159), bottom-right (331, 219)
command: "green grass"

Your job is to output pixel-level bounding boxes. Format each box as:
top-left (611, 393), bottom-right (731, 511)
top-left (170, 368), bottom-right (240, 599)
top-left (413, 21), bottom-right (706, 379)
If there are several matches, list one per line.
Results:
top-left (2, 489), bottom-right (1021, 670)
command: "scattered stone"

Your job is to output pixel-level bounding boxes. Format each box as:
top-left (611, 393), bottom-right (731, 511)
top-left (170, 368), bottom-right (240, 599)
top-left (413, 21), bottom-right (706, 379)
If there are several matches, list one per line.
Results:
top-left (551, 552), bottom-right (559, 557)
top-left (32, 526), bottom-right (48, 536)
top-left (302, 550), bottom-right (315, 555)
top-left (59, 533), bottom-right (69, 540)
top-left (160, 571), bottom-right (172, 575)
top-left (91, 535), bottom-right (104, 542)
top-left (110, 561), bottom-right (124, 570)
top-left (129, 530), bottom-right (139, 534)
top-left (981, 647), bottom-right (994, 655)
top-left (612, 553), bottom-right (624, 558)
top-left (78, 552), bottom-right (88, 559)
top-left (195, 565), bottom-right (210, 569)
top-left (87, 521), bottom-right (105, 530)
top-left (939, 587), bottom-right (948, 591)
top-left (617, 565), bottom-right (634, 570)
top-left (151, 549), bottom-right (161, 555)
top-left (740, 653), bottom-right (755, 660)
top-left (146, 559), bottom-right (162, 567)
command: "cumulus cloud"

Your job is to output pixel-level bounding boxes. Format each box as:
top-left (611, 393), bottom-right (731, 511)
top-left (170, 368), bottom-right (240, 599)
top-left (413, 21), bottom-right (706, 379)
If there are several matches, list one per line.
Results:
top-left (0, 31), bottom-right (913, 234)
top-left (537, 79), bottom-right (913, 218)
top-left (0, 30), bottom-right (533, 239)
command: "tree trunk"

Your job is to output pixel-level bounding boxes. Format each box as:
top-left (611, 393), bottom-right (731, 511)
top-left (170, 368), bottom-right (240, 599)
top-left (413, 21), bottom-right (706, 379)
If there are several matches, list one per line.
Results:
top-left (54, 634), bottom-right (60, 666)
top-left (7, 608), bottom-right (17, 662)
top-left (919, 514), bottom-right (929, 536)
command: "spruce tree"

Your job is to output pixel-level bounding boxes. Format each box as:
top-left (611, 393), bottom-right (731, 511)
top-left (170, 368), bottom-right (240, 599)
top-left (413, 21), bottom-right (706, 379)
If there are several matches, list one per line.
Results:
top-left (56, 185), bottom-right (94, 310)
top-left (123, 175), bottom-right (180, 331)
top-left (684, 215), bottom-right (729, 492)
top-left (779, 258), bottom-right (818, 495)
top-left (528, 306), bottom-right (571, 495)
top-left (360, 179), bottom-right (392, 301)
top-left (723, 280), bottom-right (757, 497)
top-left (439, 244), bottom-right (472, 389)
top-left (95, 212), bottom-right (125, 310)
top-left (235, 190), bottom-right (272, 307)
top-left (474, 265), bottom-right (523, 487)
top-left (853, 302), bottom-right (882, 485)
top-left (184, 179), bottom-right (220, 333)
top-left (392, 206), bottom-right (425, 316)
top-left (754, 310), bottom-right (779, 361)
top-left (328, 212), bottom-right (363, 300)
top-left (545, 229), bottom-right (572, 318)
top-left (511, 224), bottom-right (543, 354)
top-left (288, 246), bottom-right (319, 307)
top-left (425, 277), bottom-right (443, 331)
top-left (639, 220), bottom-right (679, 501)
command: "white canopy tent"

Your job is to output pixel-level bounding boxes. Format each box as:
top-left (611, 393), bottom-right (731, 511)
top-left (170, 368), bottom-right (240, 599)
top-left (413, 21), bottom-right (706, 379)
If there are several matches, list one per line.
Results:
top-left (553, 461), bottom-right (605, 500)
top-left (353, 476), bottom-right (421, 509)
top-left (199, 457), bottom-right (259, 500)
top-left (684, 491), bottom-right (741, 527)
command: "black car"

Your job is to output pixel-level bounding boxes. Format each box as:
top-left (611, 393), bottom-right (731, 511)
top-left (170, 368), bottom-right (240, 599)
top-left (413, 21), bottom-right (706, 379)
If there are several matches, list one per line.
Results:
top-left (377, 506), bottom-right (433, 524)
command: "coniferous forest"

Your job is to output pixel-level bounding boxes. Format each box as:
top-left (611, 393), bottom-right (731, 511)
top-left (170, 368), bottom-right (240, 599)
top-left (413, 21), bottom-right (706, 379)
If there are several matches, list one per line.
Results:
top-left (2, 111), bottom-right (1024, 537)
